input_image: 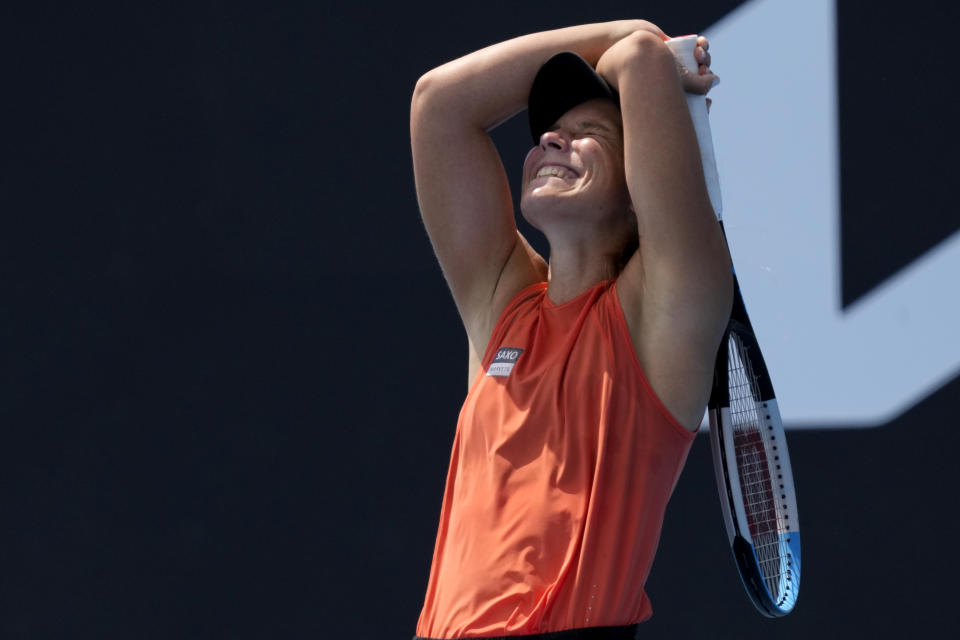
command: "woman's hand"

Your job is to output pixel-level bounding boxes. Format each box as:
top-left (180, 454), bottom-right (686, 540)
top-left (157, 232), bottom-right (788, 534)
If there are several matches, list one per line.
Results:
top-left (679, 35), bottom-right (718, 96)
top-left (597, 31), bottom-right (718, 97)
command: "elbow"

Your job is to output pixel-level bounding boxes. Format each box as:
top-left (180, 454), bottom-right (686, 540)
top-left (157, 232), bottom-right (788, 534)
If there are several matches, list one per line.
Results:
top-left (410, 70), bottom-right (445, 141)
top-left (608, 30), bottom-right (679, 95)
top-left (411, 66), bottom-right (488, 140)
top-left (411, 70), bottom-right (439, 125)
top-left (411, 67), bottom-right (457, 127)
top-left (412, 68), bottom-right (439, 107)
top-left (617, 29), bottom-right (674, 71)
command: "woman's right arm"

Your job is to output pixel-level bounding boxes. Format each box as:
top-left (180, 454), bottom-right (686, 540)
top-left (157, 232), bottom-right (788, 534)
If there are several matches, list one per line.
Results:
top-left (410, 20), bottom-right (656, 363)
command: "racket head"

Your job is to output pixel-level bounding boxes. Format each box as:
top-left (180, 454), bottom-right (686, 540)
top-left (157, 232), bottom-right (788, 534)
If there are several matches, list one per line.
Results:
top-left (708, 285), bottom-right (801, 617)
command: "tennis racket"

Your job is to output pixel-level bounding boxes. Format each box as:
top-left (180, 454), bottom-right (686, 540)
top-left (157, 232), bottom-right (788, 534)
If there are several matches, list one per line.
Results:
top-left (666, 35), bottom-right (801, 617)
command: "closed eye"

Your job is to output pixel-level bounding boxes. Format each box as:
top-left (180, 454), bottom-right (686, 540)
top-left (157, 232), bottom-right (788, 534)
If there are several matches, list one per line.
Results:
top-left (577, 120), bottom-right (616, 137)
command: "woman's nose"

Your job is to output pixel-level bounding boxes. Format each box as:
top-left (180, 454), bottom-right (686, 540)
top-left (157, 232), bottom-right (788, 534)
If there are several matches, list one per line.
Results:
top-left (539, 129), bottom-right (569, 151)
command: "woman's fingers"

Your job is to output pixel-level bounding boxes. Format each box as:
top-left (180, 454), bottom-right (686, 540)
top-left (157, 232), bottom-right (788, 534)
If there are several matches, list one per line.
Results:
top-left (695, 36), bottom-right (711, 74)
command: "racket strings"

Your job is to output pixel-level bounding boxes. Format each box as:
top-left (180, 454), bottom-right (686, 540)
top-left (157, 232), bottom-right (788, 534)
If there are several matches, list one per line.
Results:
top-left (726, 333), bottom-right (794, 602)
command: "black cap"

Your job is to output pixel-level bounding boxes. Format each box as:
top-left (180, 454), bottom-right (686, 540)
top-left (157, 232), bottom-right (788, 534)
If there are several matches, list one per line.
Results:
top-left (527, 51), bottom-right (618, 144)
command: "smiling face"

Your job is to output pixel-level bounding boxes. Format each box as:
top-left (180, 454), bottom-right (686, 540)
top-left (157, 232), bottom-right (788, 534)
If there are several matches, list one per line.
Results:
top-left (520, 99), bottom-right (634, 242)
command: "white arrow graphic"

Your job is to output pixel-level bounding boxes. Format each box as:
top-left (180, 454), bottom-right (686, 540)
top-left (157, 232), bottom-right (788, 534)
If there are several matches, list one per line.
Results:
top-left (703, 0), bottom-right (960, 427)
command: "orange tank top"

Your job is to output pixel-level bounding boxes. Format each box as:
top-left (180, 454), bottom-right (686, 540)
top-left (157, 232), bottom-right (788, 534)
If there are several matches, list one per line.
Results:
top-left (416, 280), bottom-right (696, 638)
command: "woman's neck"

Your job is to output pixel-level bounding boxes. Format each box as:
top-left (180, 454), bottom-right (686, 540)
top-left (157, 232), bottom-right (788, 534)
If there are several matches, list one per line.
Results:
top-left (544, 243), bottom-right (620, 305)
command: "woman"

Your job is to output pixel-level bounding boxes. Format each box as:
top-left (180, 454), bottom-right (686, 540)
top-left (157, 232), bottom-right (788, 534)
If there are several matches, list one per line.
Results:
top-left (410, 20), bottom-right (731, 639)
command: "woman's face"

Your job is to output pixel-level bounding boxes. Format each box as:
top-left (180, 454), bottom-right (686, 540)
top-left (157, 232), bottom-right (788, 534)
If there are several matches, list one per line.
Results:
top-left (520, 98), bottom-right (632, 231)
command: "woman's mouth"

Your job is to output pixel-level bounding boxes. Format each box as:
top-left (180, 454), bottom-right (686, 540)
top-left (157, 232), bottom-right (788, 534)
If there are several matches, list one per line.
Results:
top-left (535, 165), bottom-right (576, 179)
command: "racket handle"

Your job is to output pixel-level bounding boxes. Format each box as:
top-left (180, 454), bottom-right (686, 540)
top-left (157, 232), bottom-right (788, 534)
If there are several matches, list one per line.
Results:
top-left (666, 35), bottom-right (722, 218)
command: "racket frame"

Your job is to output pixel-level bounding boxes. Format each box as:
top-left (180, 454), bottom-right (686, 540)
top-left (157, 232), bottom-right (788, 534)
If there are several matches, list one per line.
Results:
top-left (707, 283), bottom-right (801, 617)
top-left (666, 35), bottom-right (801, 617)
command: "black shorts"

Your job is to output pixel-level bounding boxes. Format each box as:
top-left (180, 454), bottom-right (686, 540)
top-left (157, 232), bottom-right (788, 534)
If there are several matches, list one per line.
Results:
top-left (414, 624), bottom-right (641, 640)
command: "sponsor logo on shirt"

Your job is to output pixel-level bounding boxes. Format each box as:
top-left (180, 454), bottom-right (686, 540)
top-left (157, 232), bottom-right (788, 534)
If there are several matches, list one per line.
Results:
top-left (487, 347), bottom-right (524, 378)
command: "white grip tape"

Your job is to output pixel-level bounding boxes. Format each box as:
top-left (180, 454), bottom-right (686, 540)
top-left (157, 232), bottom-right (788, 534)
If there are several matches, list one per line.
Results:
top-left (665, 35), bottom-right (722, 218)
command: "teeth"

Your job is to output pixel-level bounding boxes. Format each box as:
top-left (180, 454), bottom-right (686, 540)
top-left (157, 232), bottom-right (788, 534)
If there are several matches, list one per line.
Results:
top-left (536, 166), bottom-right (569, 179)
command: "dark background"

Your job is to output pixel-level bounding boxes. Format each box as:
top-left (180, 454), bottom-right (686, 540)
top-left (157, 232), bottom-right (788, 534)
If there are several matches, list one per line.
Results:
top-left (4, 1), bottom-right (959, 638)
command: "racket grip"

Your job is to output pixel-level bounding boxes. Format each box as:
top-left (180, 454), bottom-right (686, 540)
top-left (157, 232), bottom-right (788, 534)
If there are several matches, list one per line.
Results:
top-left (666, 36), bottom-right (722, 218)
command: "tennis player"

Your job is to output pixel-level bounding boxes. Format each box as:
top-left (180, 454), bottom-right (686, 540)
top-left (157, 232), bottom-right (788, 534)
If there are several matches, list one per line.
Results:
top-left (410, 20), bottom-right (732, 639)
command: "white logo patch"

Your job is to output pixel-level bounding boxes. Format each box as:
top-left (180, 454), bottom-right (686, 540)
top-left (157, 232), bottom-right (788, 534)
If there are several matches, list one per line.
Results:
top-left (487, 347), bottom-right (524, 378)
